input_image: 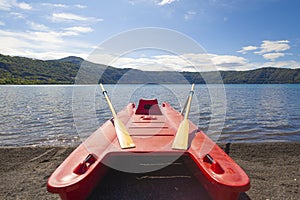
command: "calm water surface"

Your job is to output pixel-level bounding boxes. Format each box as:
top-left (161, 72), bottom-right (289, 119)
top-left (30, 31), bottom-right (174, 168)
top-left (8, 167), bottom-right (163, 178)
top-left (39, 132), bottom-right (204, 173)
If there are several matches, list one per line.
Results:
top-left (0, 84), bottom-right (299, 146)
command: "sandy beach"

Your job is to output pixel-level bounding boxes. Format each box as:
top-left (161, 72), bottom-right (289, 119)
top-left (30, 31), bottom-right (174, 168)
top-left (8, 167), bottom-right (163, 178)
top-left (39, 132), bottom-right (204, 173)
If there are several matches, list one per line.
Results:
top-left (0, 142), bottom-right (299, 200)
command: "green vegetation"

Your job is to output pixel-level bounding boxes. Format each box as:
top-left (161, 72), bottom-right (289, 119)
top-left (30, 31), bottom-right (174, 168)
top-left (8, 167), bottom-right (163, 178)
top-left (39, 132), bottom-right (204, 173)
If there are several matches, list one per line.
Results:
top-left (0, 54), bottom-right (79, 84)
top-left (0, 54), bottom-right (300, 84)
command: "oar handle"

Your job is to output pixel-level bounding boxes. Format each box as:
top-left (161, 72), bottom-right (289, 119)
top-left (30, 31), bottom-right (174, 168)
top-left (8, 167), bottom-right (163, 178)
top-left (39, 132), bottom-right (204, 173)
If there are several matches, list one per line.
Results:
top-left (183, 84), bottom-right (195, 119)
top-left (99, 83), bottom-right (135, 149)
top-left (100, 83), bottom-right (107, 94)
top-left (100, 83), bottom-right (117, 118)
top-left (172, 84), bottom-right (195, 150)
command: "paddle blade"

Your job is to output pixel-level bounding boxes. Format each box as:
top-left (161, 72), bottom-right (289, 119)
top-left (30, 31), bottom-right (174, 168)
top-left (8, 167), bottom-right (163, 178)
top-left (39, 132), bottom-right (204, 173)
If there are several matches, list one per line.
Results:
top-left (114, 118), bottom-right (135, 149)
top-left (172, 119), bottom-right (189, 150)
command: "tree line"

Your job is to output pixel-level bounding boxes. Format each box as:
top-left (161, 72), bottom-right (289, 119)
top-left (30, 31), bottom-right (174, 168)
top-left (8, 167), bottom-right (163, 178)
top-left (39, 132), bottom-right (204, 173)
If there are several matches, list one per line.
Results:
top-left (1, 54), bottom-right (300, 84)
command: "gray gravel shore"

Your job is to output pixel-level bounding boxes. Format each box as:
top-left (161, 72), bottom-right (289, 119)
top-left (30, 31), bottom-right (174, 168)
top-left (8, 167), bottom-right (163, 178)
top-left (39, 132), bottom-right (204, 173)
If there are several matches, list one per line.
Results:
top-left (0, 142), bottom-right (299, 200)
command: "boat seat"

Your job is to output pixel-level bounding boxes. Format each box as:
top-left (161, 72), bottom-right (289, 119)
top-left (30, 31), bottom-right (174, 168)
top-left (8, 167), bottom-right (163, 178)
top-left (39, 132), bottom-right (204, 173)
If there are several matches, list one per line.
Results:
top-left (135, 99), bottom-right (162, 115)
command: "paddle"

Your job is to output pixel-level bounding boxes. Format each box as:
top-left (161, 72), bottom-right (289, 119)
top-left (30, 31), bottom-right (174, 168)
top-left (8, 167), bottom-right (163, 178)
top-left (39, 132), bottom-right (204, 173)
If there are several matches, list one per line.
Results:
top-left (99, 83), bottom-right (135, 149)
top-left (172, 84), bottom-right (195, 150)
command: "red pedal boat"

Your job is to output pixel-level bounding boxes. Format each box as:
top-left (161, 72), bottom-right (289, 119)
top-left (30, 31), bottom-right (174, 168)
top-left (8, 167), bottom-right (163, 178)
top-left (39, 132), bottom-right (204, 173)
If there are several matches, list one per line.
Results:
top-left (47, 84), bottom-right (250, 200)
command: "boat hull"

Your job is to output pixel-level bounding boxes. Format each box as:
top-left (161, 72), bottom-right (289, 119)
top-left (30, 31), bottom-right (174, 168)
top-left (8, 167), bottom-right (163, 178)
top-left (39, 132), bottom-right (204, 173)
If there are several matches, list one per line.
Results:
top-left (47, 101), bottom-right (250, 200)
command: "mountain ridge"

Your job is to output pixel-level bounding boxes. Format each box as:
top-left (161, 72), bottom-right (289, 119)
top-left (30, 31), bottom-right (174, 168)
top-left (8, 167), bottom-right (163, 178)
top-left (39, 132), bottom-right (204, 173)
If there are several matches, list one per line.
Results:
top-left (0, 54), bottom-right (300, 84)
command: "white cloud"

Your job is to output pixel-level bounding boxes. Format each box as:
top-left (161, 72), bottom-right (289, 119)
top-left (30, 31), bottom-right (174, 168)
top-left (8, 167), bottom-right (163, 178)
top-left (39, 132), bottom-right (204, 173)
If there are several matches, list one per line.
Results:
top-left (41, 3), bottom-right (69, 8)
top-left (27, 21), bottom-right (49, 31)
top-left (0, 21), bottom-right (5, 26)
top-left (203, 54), bottom-right (251, 71)
top-left (28, 31), bottom-right (64, 44)
top-left (239, 40), bottom-right (291, 61)
top-left (17, 2), bottom-right (31, 10)
top-left (238, 45), bottom-right (258, 54)
top-left (51, 12), bottom-right (88, 21)
top-left (41, 3), bottom-right (86, 9)
top-left (0, 29), bottom-right (92, 60)
top-left (64, 26), bottom-right (93, 33)
top-left (51, 12), bottom-right (103, 23)
top-left (262, 52), bottom-right (285, 61)
top-left (0, 0), bottom-right (32, 10)
top-left (62, 26), bottom-right (93, 36)
top-left (255, 40), bottom-right (290, 54)
top-left (75, 4), bottom-right (87, 9)
top-left (157, 0), bottom-right (177, 6)
top-left (87, 52), bottom-right (252, 72)
top-left (9, 12), bottom-right (26, 19)
top-left (210, 55), bottom-right (248, 67)
top-left (88, 53), bottom-right (209, 72)
top-left (184, 11), bottom-right (196, 20)
top-left (0, 0), bottom-right (12, 10)
top-left (119, 57), bottom-right (168, 70)
top-left (255, 40), bottom-right (290, 61)
top-left (29, 52), bottom-right (88, 61)
top-left (89, 52), bottom-right (300, 71)
top-left (261, 60), bottom-right (300, 69)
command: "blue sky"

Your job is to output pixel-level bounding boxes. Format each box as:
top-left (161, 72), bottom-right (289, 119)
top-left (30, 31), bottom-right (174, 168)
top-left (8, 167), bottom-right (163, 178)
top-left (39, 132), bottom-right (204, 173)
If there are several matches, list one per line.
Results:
top-left (0, 0), bottom-right (300, 71)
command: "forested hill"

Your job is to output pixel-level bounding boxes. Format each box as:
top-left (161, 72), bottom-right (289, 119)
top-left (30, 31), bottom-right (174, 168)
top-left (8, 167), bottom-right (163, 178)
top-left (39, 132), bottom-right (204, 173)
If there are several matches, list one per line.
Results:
top-left (0, 54), bottom-right (300, 84)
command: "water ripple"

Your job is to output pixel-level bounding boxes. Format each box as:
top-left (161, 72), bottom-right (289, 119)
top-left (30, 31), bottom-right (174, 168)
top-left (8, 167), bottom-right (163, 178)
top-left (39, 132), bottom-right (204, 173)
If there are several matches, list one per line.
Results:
top-left (0, 84), bottom-right (300, 146)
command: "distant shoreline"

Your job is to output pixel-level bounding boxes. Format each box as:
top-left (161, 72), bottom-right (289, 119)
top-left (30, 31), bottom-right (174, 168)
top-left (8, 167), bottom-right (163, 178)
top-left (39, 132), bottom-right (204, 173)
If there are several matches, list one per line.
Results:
top-left (1, 54), bottom-right (300, 84)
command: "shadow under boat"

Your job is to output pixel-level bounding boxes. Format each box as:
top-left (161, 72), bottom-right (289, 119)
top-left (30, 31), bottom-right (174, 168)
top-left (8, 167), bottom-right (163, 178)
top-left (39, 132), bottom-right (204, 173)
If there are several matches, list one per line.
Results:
top-left (88, 154), bottom-right (251, 200)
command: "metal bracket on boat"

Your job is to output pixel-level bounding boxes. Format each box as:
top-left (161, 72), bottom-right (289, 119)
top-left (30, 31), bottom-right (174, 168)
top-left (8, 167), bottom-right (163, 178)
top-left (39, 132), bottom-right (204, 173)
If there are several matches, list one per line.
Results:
top-left (73, 154), bottom-right (97, 175)
top-left (203, 154), bottom-right (225, 174)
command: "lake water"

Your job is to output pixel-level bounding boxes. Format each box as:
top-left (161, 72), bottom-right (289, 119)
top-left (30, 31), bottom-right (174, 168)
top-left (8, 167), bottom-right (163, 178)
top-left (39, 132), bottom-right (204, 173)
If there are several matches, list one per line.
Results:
top-left (0, 84), bottom-right (299, 146)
